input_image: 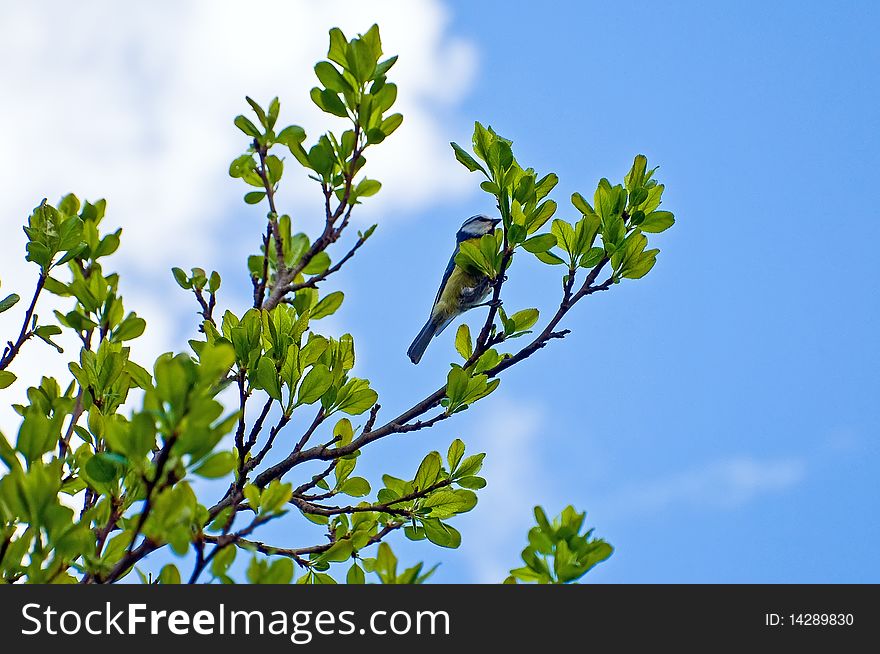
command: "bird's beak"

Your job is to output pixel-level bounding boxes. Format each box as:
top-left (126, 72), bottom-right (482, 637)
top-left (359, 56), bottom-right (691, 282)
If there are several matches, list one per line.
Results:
top-left (491, 218), bottom-right (502, 227)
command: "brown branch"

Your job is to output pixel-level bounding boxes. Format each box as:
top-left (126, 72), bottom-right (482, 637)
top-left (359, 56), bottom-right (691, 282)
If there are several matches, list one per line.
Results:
top-left (280, 228), bottom-right (370, 294)
top-left (233, 371), bottom-right (249, 461)
top-left (292, 460), bottom-right (337, 497)
top-left (291, 478), bottom-right (452, 517)
top-left (273, 259), bottom-right (616, 471)
top-left (187, 512), bottom-right (280, 584)
top-left (253, 223), bottom-right (272, 308)
top-left (121, 434), bottom-right (178, 560)
top-left (102, 254), bottom-right (618, 581)
top-left (205, 521), bottom-right (402, 569)
top-left (253, 140), bottom-right (286, 309)
top-left (256, 145), bottom-right (286, 268)
top-left (59, 389), bottom-right (84, 458)
top-left (249, 407), bottom-right (324, 485)
top-left (261, 126), bottom-right (362, 312)
top-left (245, 410), bottom-right (292, 472)
top-left (193, 288), bottom-right (217, 328)
top-left (99, 539), bottom-right (158, 584)
top-left (468, 247), bottom-right (513, 363)
top-left (244, 397), bottom-right (274, 453)
top-left (0, 269), bottom-right (47, 371)
top-left (485, 259), bottom-right (612, 377)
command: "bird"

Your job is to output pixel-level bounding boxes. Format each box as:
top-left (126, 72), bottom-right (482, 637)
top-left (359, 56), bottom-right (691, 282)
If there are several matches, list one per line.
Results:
top-left (407, 214), bottom-right (501, 364)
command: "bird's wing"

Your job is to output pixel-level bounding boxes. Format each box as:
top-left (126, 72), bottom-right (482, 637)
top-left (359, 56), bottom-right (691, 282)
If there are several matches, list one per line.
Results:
top-left (432, 245), bottom-right (460, 307)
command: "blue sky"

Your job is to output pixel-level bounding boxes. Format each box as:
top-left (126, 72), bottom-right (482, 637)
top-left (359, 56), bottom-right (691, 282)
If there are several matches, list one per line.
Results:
top-left (1, 1), bottom-right (878, 583)
top-left (255, 0), bottom-right (880, 582)
top-left (434, 0), bottom-right (880, 582)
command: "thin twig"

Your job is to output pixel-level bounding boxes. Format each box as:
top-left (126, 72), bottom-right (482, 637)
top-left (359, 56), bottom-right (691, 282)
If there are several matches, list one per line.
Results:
top-left (0, 270), bottom-right (47, 371)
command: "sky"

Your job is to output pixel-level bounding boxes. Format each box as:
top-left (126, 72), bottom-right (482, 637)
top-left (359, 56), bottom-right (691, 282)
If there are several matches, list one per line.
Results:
top-left (0, 0), bottom-right (878, 583)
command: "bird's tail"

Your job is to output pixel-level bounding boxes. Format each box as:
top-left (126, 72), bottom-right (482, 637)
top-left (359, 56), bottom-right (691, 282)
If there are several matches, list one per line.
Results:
top-left (407, 314), bottom-right (450, 364)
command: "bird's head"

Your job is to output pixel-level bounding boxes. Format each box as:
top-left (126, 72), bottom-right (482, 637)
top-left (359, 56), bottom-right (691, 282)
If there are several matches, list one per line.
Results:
top-left (456, 214), bottom-right (501, 242)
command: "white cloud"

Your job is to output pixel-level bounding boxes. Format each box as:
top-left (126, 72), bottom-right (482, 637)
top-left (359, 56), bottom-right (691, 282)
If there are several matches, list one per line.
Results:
top-left (0, 1), bottom-right (477, 431)
top-left (459, 398), bottom-right (548, 583)
top-left (600, 456), bottom-right (807, 516)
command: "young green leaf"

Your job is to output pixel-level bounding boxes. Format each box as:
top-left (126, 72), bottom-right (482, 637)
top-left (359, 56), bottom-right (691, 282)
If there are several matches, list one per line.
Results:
top-left (454, 324), bottom-right (473, 360)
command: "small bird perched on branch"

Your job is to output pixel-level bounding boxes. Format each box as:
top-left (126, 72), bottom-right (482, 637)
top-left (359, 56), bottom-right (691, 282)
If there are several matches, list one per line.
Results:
top-left (407, 214), bottom-right (501, 364)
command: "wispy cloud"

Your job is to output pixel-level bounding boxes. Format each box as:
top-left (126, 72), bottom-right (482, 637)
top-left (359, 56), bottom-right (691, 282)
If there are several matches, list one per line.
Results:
top-left (599, 456), bottom-right (807, 517)
top-left (0, 0), bottom-right (477, 431)
top-left (458, 398), bottom-right (549, 583)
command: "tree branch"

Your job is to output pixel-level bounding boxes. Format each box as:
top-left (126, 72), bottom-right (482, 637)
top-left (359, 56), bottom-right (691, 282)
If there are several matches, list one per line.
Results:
top-left (204, 521), bottom-right (402, 570)
top-left (291, 478), bottom-right (452, 517)
top-left (0, 269), bottom-right (47, 371)
top-left (261, 126), bottom-right (362, 312)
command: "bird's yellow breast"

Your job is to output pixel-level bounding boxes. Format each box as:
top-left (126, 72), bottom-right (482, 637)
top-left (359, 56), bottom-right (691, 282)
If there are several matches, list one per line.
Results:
top-left (435, 265), bottom-right (481, 318)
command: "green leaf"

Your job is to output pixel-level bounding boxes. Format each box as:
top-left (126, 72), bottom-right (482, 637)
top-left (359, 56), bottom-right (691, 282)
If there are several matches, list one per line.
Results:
top-left (534, 506), bottom-right (553, 535)
top-left (171, 267), bottom-right (191, 290)
top-left (265, 558), bottom-right (294, 584)
top-left (454, 324), bottom-right (473, 360)
top-left (625, 154), bottom-right (648, 191)
top-left (455, 453), bottom-right (485, 478)
top-left (245, 96), bottom-right (267, 128)
top-left (420, 518), bottom-right (461, 549)
top-left (347, 563), bottom-right (366, 584)
top-left (296, 364), bottom-right (332, 406)
top-left (261, 480), bottom-right (293, 514)
top-left (347, 37), bottom-right (376, 84)
top-left (208, 272), bottom-right (221, 293)
top-left (192, 451), bottom-right (235, 479)
top-left (311, 291), bottom-right (344, 320)
top-left (267, 97), bottom-right (280, 130)
top-left (450, 142), bottom-right (487, 175)
top-left (375, 55), bottom-right (398, 77)
top-left (210, 545), bottom-right (237, 579)
top-left (244, 191), bottom-right (266, 205)
top-left (234, 114), bottom-right (261, 138)
top-left (380, 113), bottom-right (403, 137)
top-left (535, 250), bottom-right (566, 265)
top-left (327, 28), bottom-right (349, 67)
top-left (508, 223), bottom-right (526, 244)
top-left (447, 439), bottom-right (466, 472)
top-left (639, 211), bottom-right (675, 233)
top-left (622, 248), bottom-right (659, 279)
top-left (527, 200), bottom-right (557, 234)
top-left (113, 314), bottom-right (146, 342)
top-left (314, 61), bottom-right (351, 93)
top-left (340, 476), bottom-right (371, 497)
top-left (310, 87), bottom-right (348, 118)
top-left (333, 378), bottom-right (377, 415)
top-left (571, 192), bottom-right (595, 216)
top-left (85, 452), bottom-right (123, 483)
top-left (0, 293), bottom-right (21, 313)
top-left (455, 240), bottom-right (492, 277)
top-left (303, 251), bottom-right (331, 275)
top-left (0, 370), bottom-right (16, 389)
top-left (34, 325), bottom-right (63, 352)
top-left (445, 366), bottom-right (470, 408)
top-left (579, 247), bottom-right (605, 269)
top-left (255, 356), bottom-right (283, 401)
top-left (413, 451), bottom-right (442, 491)
top-left (277, 125), bottom-right (307, 148)
top-left (456, 475), bottom-right (486, 489)
top-left (551, 219), bottom-right (577, 260)
top-left (422, 489), bottom-right (478, 518)
top-left (354, 178), bottom-right (381, 198)
top-left (158, 564), bottom-right (181, 585)
top-left (307, 143), bottom-right (334, 176)
top-left (521, 234), bottom-right (556, 253)
top-left (509, 308), bottom-right (539, 333)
